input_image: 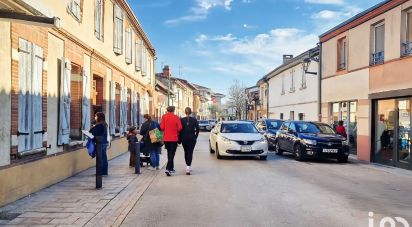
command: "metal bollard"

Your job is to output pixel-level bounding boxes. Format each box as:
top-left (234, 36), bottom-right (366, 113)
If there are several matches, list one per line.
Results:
top-left (95, 136), bottom-right (103, 189)
top-left (135, 141), bottom-right (140, 174)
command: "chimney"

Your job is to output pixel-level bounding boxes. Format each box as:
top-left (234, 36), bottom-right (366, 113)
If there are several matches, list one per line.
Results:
top-left (283, 55), bottom-right (293, 64)
top-left (163, 65), bottom-right (170, 77)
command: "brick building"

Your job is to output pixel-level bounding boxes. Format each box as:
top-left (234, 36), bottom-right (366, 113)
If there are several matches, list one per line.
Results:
top-left (0, 0), bottom-right (156, 206)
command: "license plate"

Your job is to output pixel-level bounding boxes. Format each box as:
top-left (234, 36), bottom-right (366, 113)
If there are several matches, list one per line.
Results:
top-left (241, 146), bottom-right (252, 152)
top-left (323, 149), bottom-right (338, 153)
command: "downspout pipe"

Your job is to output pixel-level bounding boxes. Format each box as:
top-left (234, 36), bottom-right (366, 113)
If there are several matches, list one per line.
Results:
top-left (265, 80), bottom-right (269, 119)
top-left (318, 42), bottom-right (322, 122)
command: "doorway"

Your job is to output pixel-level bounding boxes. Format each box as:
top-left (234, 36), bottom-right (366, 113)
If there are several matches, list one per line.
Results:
top-left (331, 101), bottom-right (358, 154)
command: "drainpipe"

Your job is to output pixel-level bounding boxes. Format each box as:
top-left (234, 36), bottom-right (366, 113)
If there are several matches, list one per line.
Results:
top-left (318, 42), bottom-right (322, 122)
top-left (265, 80), bottom-right (269, 119)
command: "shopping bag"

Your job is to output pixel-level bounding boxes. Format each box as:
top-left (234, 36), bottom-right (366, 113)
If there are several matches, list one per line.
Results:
top-left (149, 128), bottom-right (163, 143)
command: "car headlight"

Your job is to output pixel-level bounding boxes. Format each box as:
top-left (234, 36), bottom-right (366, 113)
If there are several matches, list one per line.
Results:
top-left (342, 140), bottom-right (349, 146)
top-left (303, 139), bottom-right (317, 146)
top-left (221, 136), bottom-right (232, 144)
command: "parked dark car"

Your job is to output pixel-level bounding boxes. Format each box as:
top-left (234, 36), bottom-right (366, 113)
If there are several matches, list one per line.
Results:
top-left (255, 119), bottom-right (284, 149)
top-left (274, 121), bottom-right (349, 162)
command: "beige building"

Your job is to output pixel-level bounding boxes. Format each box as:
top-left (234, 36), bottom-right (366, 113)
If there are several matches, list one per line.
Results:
top-left (0, 0), bottom-right (156, 206)
top-left (320, 0), bottom-right (412, 170)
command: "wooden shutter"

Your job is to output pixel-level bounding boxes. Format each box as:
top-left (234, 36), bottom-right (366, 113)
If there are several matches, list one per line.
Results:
top-left (135, 39), bottom-right (142, 71)
top-left (142, 48), bottom-right (147, 76)
top-left (82, 68), bottom-right (91, 131)
top-left (32, 44), bottom-right (43, 149)
top-left (113, 5), bottom-right (123, 54)
top-left (18, 39), bottom-right (32, 152)
top-left (125, 28), bottom-right (132, 64)
top-left (58, 58), bottom-right (71, 145)
top-left (109, 81), bottom-right (116, 135)
top-left (95, 0), bottom-right (103, 39)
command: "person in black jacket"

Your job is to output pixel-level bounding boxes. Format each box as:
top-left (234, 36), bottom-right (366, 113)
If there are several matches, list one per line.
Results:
top-left (140, 114), bottom-right (162, 170)
top-left (127, 126), bottom-right (138, 167)
top-left (180, 107), bottom-right (199, 175)
top-left (89, 112), bottom-right (109, 175)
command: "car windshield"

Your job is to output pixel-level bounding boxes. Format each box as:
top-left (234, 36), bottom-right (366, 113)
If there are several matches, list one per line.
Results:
top-left (295, 122), bottom-right (336, 134)
top-left (199, 121), bottom-right (209, 124)
top-left (220, 123), bottom-right (258, 133)
top-left (267, 120), bottom-right (283, 130)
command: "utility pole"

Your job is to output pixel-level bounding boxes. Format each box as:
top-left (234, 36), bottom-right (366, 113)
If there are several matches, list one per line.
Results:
top-left (167, 74), bottom-right (171, 106)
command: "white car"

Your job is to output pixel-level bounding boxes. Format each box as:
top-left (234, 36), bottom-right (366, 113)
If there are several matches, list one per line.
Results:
top-left (198, 120), bottom-right (212, 131)
top-left (209, 121), bottom-right (268, 160)
top-left (209, 119), bottom-right (217, 128)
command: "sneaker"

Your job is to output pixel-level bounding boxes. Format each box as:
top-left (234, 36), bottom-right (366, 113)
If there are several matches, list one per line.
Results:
top-left (170, 169), bottom-right (176, 173)
top-left (186, 166), bottom-right (191, 175)
top-left (165, 170), bottom-right (172, 176)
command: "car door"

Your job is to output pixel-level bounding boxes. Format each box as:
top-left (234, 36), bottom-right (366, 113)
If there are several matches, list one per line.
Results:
top-left (278, 122), bottom-right (290, 149)
top-left (285, 122), bottom-right (297, 151)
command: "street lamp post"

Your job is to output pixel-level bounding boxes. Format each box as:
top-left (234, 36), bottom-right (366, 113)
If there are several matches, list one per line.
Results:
top-left (167, 75), bottom-right (170, 106)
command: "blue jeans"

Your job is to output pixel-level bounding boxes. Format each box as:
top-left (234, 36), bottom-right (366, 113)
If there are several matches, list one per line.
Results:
top-left (102, 143), bottom-right (108, 175)
top-left (150, 148), bottom-right (160, 167)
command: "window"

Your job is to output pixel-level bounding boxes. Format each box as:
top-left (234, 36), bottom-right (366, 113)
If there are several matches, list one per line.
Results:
top-left (290, 111), bottom-right (295, 120)
top-left (135, 39), bottom-right (142, 71)
top-left (95, 0), bottom-right (103, 40)
top-left (125, 28), bottom-right (132, 64)
top-left (289, 70), bottom-right (295, 92)
top-left (298, 113), bottom-right (304, 121)
top-left (18, 39), bottom-right (44, 151)
top-left (300, 67), bottom-right (306, 89)
top-left (69, 64), bottom-right (83, 140)
top-left (142, 47), bottom-right (147, 76)
top-left (281, 75), bottom-right (285, 95)
top-left (113, 4), bottom-right (124, 55)
top-left (68, 0), bottom-right (82, 21)
top-left (280, 113), bottom-right (284, 120)
top-left (289, 123), bottom-right (296, 132)
top-left (402, 10), bottom-right (412, 56)
top-left (337, 37), bottom-right (347, 70)
top-left (371, 22), bottom-right (385, 65)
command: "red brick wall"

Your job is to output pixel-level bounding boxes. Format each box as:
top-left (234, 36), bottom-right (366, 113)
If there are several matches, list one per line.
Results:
top-left (70, 79), bottom-right (83, 130)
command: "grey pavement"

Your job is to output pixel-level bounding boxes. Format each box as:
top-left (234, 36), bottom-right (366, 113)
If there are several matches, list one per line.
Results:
top-left (0, 147), bottom-right (167, 227)
top-left (121, 132), bottom-right (412, 227)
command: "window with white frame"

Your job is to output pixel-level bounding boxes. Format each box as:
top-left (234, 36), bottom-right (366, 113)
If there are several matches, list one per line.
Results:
top-left (125, 28), bottom-right (132, 64)
top-left (371, 22), bottom-right (385, 65)
top-left (281, 75), bottom-right (285, 95)
top-left (95, 0), bottom-right (103, 40)
top-left (68, 0), bottom-right (82, 21)
top-left (18, 39), bottom-right (44, 152)
top-left (113, 4), bottom-right (124, 55)
top-left (337, 37), bottom-right (347, 70)
top-left (289, 70), bottom-right (295, 92)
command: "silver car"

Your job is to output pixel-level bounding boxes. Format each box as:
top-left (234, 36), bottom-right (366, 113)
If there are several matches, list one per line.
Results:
top-left (199, 120), bottom-right (212, 131)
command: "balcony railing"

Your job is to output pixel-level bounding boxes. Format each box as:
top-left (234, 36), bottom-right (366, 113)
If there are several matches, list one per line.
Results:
top-left (338, 62), bottom-right (346, 70)
top-left (371, 51), bottom-right (384, 65)
top-left (402, 42), bottom-right (412, 56)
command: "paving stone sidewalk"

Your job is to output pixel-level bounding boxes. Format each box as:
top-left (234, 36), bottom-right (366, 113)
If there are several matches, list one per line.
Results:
top-left (0, 151), bottom-right (167, 227)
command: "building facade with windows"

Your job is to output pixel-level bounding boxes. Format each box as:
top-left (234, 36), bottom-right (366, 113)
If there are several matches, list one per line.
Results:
top-left (245, 86), bottom-right (260, 121)
top-left (256, 80), bottom-right (269, 119)
top-left (265, 50), bottom-right (319, 122)
top-left (0, 0), bottom-right (155, 206)
top-left (320, 0), bottom-right (412, 170)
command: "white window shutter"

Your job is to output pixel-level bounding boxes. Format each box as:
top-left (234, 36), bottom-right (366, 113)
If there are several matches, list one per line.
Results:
top-left (109, 81), bottom-right (116, 135)
top-left (113, 5), bottom-right (123, 54)
top-left (32, 44), bottom-right (43, 150)
top-left (82, 68), bottom-right (91, 131)
top-left (58, 58), bottom-right (71, 145)
top-left (125, 29), bottom-right (132, 64)
top-left (18, 39), bottom-right (32, 152)
top-left (135, 39), bottom-right (142, 71)
top-left (94, 0), bottom-right (101, 39)
top-left (142, 48), bottom-right (146, 76)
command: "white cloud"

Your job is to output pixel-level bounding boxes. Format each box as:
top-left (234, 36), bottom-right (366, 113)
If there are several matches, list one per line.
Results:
top-left (165, 0), bottom-right (234, 25)
top-left (305, 0), bottom-right (344, 5)
top-left (311, 6), bottom-right (362, 32)
top-left (311, 10), bottom-right (339, 19)
top-left (196, 33), bottom-right (237, 43)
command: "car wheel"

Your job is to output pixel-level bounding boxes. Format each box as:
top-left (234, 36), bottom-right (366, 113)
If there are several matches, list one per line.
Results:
top-left (209, 140), bottom-right (215, 154)
top-left (215, 144), bottom-right (222, 159)
top-left (274, 141), bottom-right (283, 155)
top-left (294, 144), bottom-right (305, 161)
top-left (337, 156), bottom-right (348, 163)
top-left (259, 155), bottom-right (267, 160)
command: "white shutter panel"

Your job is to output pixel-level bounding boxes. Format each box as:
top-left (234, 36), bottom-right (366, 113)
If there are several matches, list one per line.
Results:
top-left (124, 88), bottom-right (129, 130)
top-left (58, 58), bottom-right (71, 145)
top-left (135, 39), bottom-right (142, 71)
top-left (32, 44), bottom-right (43, 149)
top-left (142, 48), bottom-right (146, 76)
top-left (113, 5), bottom-right (123, 54)
top-left (131, 91), bottom-right (137, 127)
top-left (119, 85), bottom-right (125, 134)
top-left (82, 68), bottom-right (91, 131)
top-left (18, 39), bottom-right (32, 152)
top-left (94, 0), bottom-right (100, 39)
top-left (109, 81), bottom-right (116, 135)
top-left (125, 28), bottom-right (132, 64)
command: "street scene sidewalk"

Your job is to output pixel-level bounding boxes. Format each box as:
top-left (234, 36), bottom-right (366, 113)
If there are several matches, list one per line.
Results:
top-left (0, 151), bottom-right (167, 226)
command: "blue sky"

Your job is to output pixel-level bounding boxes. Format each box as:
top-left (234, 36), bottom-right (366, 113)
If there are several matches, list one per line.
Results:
top-left (131, 0), bottom-right (382, 96)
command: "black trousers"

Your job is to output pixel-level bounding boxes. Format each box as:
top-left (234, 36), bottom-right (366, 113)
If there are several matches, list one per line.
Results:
top-left (182, 140), bottom-right (196, 166)
top-left (164, 142), bottom-right (178, 171)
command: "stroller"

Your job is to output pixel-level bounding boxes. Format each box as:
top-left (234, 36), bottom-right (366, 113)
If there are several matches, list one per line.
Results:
top-left (139, 141), bottom-right (152, 167)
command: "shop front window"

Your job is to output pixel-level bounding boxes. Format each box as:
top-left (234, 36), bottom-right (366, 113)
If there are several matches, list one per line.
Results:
top-left (397, 99), bottom-right (411, 164)
top-left (375, 99), bottom-right (396, 164)
top-left (330, 101), bottom-right (358, 154)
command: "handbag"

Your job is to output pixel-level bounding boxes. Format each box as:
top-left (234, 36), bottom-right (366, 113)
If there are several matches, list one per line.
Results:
top-left (149, 127), bottom-right (163, 143)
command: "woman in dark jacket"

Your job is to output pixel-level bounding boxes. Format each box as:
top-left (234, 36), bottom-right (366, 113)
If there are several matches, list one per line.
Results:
top-left (180, 107), bottom-right (199, 175)
top-left (89, 112), bottom-right (109, 175)
top-left (140, 114), bottom-right (162, 170)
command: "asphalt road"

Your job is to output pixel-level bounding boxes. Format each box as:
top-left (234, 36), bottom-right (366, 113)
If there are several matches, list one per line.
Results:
top-left (121, 132), bottom-right (412, 227)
